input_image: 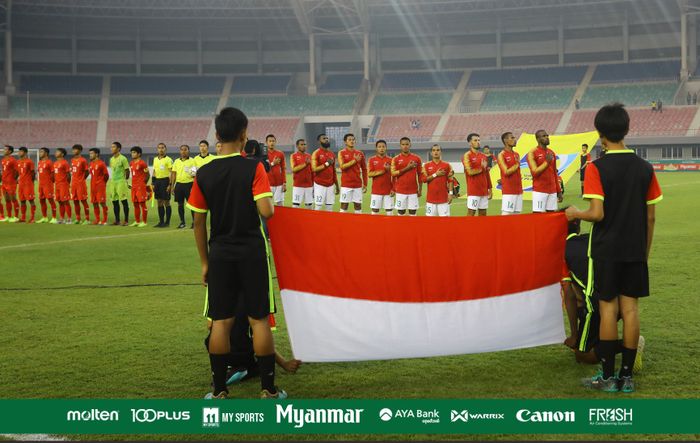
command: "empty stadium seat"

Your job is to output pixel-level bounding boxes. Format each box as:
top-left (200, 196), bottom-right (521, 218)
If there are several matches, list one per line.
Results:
top-left (468, 66), bottom-right (586, 88)
top-left (9, 96), bottom-right (101, 119)
top-left (319, 74), bottom-right (364, 93)
top-left (370, 93), bottom-right (452, 114)
top-left (371, 115), bottom-right (440, 143)
top-left (442, 112), bottom-right (564, 140)
top-left (247, 118), bottom-right (300, 145)
top-left (228, 95), bottom-right (356, 116)
top-left (19, 75), bottom-right (103, 95)
top-left (381, 71), bottom-right (463, 91)
top-left (106, 120), bottom-right (212, 147)
top-left (580, 83), bottom-right (678, 108)
top-left (566, 107), bottom-right (695, 136)
top-left (109, 97), bottom-right (219, 118)
top-left (230, 75), bottom-right (291, 94)
top-left (0, 120), bottom-right (98, 146)
top-left (591, 61), bottom-right (680, 83)
top-left (111, 76), bottom-right (225, 95)
top-left (480, 87), bottom-right (575, 111)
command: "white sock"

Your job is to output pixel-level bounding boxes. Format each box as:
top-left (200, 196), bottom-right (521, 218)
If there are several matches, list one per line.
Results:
top-left (386, 210), bottom-right (393, 216)
top-left (325, 204), bottom-right (334, 211)
top-left (340, 209), bottom-right (346, 213)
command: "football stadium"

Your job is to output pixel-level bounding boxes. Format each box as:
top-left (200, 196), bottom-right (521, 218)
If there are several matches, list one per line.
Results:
top-left (0, 0), bottom-right (699, 441)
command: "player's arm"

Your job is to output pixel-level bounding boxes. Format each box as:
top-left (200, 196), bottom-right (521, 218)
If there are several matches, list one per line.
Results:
top-left (528, 150), bottom-right (548, 176)
top-left (144, 165), bottom-right (150, 185)
top-left (83, 164), bottom-right (89, 180)
top-left (367, 162), bottom-right (384, 178)
top-left (421, 166), bottom-right (431, 183)
top-left (290, 155), bottom-right (305, 173)
top-left (361, 154), bottom-right (368, 189)
top-left (311, 151), bottom-right (328, 173)
top-left (645, 172), bottom-right (662, 260)
top-left (187, 178), bottom-right (210, 285)
top-left (252, 162), bottom-right (274, 219)
top-left (565, 164), bottom-right (604, 222)
top-left (464, 153), bottom-right (483, 176)
top-left (123, 158), bottom-right (130, 180)
top-left (339, 151), bottom-right (357, 171)
top-left (416, 159), bottom-right (423, 197)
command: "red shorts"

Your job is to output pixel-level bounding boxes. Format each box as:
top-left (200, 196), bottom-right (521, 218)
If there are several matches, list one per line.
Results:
top-left (131, 186), bottom-right (148, 203)
top-left (91, 184), bottom-right (106, 204)
top-left (18, 183), bottom-right (35, 201)
top-left (55, 183), bottom-right (71, 202)
top-left (1, 182), bottom-right (17, 197)
top-left (71, 181), bottom-right (88, 201)
top-left (39, 183), bottom-right (54, 199)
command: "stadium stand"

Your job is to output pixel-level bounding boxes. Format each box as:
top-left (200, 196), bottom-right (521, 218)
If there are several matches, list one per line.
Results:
top-left (319, 74), bottom-right (364, 93)
top-left (468, 66), bottom-right (586, 88)
top-left (9, 96), bottom-right (101, 119)
top-left (566, 106), bottom-right (695, 136)
top-left (480, 87), bottom-right (576, 111)
top-left (110, 76), bottom-right (225, 95)
top-left (230, 75), bottom-right (292, 94)
top-left (246, 118), bottom-right (300, 145)
top-left (109, 97), bottom-right (219, 118)
top-left (228, 95), bottom-right (356, 116)
top-left (371, 115), bottom-right (440, 143)
top-left (0, 120), bottom-right (98, 146)
top-left (380, 71), bottom-right (463, 91)
top-left (579, 83), bottom-right (678, 108)
top-left (442, 112), bottom-right (564, 140)
top-left (19, 75), bottom-right (102, 95)
top-left (370, 92), bottom-right (452, 114)
top-left (106, 119), bottom-right (211, 147)
top-left (590, 60), bottom-right (680, 83)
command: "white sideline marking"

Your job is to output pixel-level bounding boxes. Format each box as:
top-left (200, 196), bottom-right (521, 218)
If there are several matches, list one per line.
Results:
top-left (661, 180), bottom-right (700, 188)
top-left (0, 230), bottom-right (179, 251)
top-left (0, 434), bottom-right (68, 441)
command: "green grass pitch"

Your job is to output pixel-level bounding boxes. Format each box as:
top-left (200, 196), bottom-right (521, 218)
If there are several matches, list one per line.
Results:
top-left (0, 172), bottom-right (698, 441)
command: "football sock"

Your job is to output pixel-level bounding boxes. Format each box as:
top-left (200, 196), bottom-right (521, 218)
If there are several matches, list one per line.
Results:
top-left (0, 203), bottom-right (4, 218)
top-left (5, 201), bottom-right (13, 218)
top-left (40, 200), bottom-right (47, 217)
top-left (59, 203), bottom-right (65, 219)
top-left (178, 204), bottom-right (185, 224)
top-left (93, 205), bottom-right (101, 223)
top-left (49, 199), bottom-right (57, 218)
top-left (599, 339), bottom-right (617, 379)
top-left (209, 353), bottom-right (229, 395)
top-left (158, 206), bottom-right (165, 224)
top-left (102, 205), bottom-right (108, 222)
top-left (619, 347), bottom-right (637, 378)
top-left (371, 211), bottom-right (378, 215)
top-left (386, 210), bottom-right (393, 216)
top-left (257, 354), bottom-right (276, 393)
top-left (325, 204), bottom-right (333, 211)
top-left (73, 201), bottom-right (82, 221)
top-left (339, 208), bottom-right (346, 213)
top-left (82, 201), bottom-right (90, 220)
top-left (29, 204), bottom-right (36, 221)
top-left (121, 200), bottom-right (129, 222)
top-left (20, 202), bottom-right (26, 220)
top-left (165, 206), bottom-right (171, 224)
top-left (134, 202), bottom-right (141, 223)
top-left (140, 202), bottom-right (148, 222)
top-left (113, 201), bottom-right (120, 222)
top-left (12, 200), bottom-right (19, 215)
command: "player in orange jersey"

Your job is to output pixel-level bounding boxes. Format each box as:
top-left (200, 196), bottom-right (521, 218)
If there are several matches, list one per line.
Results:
top-left (36, 147), bottom-right (58, 223)
top-left (337, 133), bottom-right (367, 214)
top-left (311, 133), bottom-right (339, 211)
top-left (266, 134), bottom-right (286, 206)
top-left (1, 145), bottom-right (20, 222)
top-left (422, 144), bottom-right (453, 217)
top-left (463, 133), bottom-right (492, 216)
top-left (70, 144), bottom-right (90, 224)
top-left (53, 148), bottom-right (72, 224)
top-left (16, 147), bottom-right (37, 223)
top-left (391, 137), bottom-right (422, 216)
top-left (88, 148), bottom-right (110, 225)
top-left (290, 139), bottom-right (313, 209)
top-left (527, 130), bottom-right (562, 213)
top-left (368, 140), bottom-right (394, 216)
top-left (129, 146), bottom-right (150, 227)
top-left (498, 132), bottom-right (523, 215)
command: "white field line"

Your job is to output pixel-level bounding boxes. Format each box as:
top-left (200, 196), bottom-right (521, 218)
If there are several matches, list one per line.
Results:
top-left (661, 180), bottom-right (700, 188)
top-left (0, 434), bottom-right (68, 441)
top-left (0, 229), bottom-right (181, 251)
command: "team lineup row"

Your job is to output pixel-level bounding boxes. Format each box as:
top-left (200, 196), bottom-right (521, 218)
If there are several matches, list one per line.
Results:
top-left (0, 128), bottom-right (573, 224)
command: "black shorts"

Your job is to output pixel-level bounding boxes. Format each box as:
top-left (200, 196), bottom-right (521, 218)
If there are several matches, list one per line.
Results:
top-left (153, 178), bottom-right (170, 200)
top-left (174, 182), bottom-right (192, 204)
top-left (592, 259), bottom-right (649, 301)
top-left (206, 255), bottom-right (272, 321)
top-left (576, 305), bottom-right (600, 353)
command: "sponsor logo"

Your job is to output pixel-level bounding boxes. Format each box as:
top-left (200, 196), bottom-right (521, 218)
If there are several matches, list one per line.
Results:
top-left (130, 409), bottom-right (190, 423)
top-left (222, 412), bottom-right (265, 423)
top-left (379, 408), bottom-right (393, 422)
top-left (379, 408), bottom-right (440, 425)
top-left (588, 408), bottom-right (633, 426)
top-left (276, 404), bottom-right (363, 429)
top-left (450, 410), bottom-right (505, 423)
top-left (516, 409), bottom-right (575, 423)
top-left (66, 409), bottom-right (119, 422)
top-left (202, 407), bottom-right (220, 428)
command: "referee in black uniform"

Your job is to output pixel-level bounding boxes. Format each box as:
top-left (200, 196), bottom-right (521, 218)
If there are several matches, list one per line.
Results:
top-left (152, 142), bottom-right (173, 227)
top-left (187, 107), bottom-right (287, 400)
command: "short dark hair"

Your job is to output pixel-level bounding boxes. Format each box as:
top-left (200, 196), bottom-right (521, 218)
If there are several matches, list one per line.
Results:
top-left (198, 140), bottom-right (208, 147)
top-left (215, 107), bottom-right (248, 143)
top-left (157, 142), bottom-right (166, 148)
top-left (295, 139), bottom-right (305, 146)
top-left (89, 148), bottom-right (100, 155)
top-left (40, 147), bottom-right (50, 155)
top-left (501, 132), bottom-right (513, 143)
top-left (112, 141), bottom-right (122, 150)
top-left (72, 144), bottom-right (83, 152)
top-left (130, 146), bottom-right (142, 155)
top-left (582, 143), bottom-right (589, 148)
top-left (180, 144), bottom-right (190, 150)
top-left (265, 134), bottom-right (276, 141)
top-left (467, 133), bottom-right (479, 142)
top-left (483, 145), bottom-right (490, 150)
top-left (57, 148), bottom-right (67, 156)
top-left (4, 145), bottom-right (13, 153)
top-left (400, 136), bottom-right (411, 143)
top-left (535, 129), bottom-right (547, 138)
top-left (343, 133), bottom-right (355, 141)
top-left (594, 103), bottom-right (629, 143)
top-left (244, 139), bottom-right (260, 156)
top-left (19, 146), bottom-right (28, 153)
top-left (375, 139), bottom-right (387, 147)
top-left (316, 133), bottom-right (327, 141)
top-left (431, 144), bottom-right (441, 150)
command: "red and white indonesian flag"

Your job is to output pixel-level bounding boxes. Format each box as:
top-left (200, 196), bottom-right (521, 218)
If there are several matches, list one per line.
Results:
top-left (268, 208), bottom-right (567, 362)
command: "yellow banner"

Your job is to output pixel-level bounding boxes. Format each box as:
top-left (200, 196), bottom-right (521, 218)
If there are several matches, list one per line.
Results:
top-left (490, 130), bottom-right (599, 200)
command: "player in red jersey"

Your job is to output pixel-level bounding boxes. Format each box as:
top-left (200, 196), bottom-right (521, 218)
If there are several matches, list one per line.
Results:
top-left (579, 143), bottom-right (592, 196)
top-left (88, 148), bottom-right (110, 225)
top-left (462, 133), bottom-right (492, 216)
top-left (311, 133), bottom-right (339, 211)
top-left (368, 139), bottom-right (394, 216)
top-left (266, 134), bottom-right (286, 206)
top-left (70, 144), bottom-right (90, 224)
top-left (290, 139), bottom-right (313, 209)
top-left (129, 146), bottom-right (150, 228)
top-left (422, 144), bottom-right (453, 217)
top-left (36, 147), bottom-right (57, 223)
top-left (498, 131), bottom-right (523, 215)
top-left (338, 133), bottom-right (368, 214)
top-left (16, 147), bottom-right (36, 223)
top-left (53, 148), bottom-right (72, 224)
top-left (527, 129), bottom-right (562, 213)
top-left (391, 137), bottom-right (422, 216)
top-left (1, 145), bottom-right (20, 223)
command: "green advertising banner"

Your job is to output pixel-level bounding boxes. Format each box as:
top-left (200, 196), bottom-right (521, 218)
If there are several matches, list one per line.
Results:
top-left (0, 399), bottom-right (697, 435)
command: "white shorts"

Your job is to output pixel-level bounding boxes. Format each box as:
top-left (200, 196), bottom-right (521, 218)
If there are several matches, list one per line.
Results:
top-left (314, 183), bottom-right (336, 206)
top-left (467, 195), bottom-right (489, 211)
top-left (395, 193), bottom-right (419, 211)
top-left (426, 202), bottom-right (450, 217)
top-left (271, 185), bottom-right (285, 204)
top-left (340, 187), bottom-right (363, 204)
top-left (292, 186), bottom-right (313, 206)
top-left (502, 194), bottom-right (523, 214)
top-left (532, 191), bottom-right (558, 212)
top-left (370, 194), bottom-right (394, 211)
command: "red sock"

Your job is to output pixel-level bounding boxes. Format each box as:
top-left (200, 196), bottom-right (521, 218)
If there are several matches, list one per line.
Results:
top-left (40, 199), bottom-right (48, 217)
top-left (93, 205), bottom-right (100, 223)
top-left (59, 203), bottom-right (65, 219)
top-left (29, 204), bottom-right (36, 221)
top-left (12, 200), bottom-right (19, 216)
top-left (49, 199), bottom-right (57, 218)
top-left (0, 202), bottom-right (4, 218)
top-left (102, 205), bottom-right (108, 223)
top-left (5, 201), bottom-right (13, 218)
top-left (73, 201), bottom-right (81, 221)
top-left (134, 202), bottom-right (141, 223)
top-left (65, 202), bottom-right (72, 219)
top-left (20, 202), bottom-right (27, 221)
top-left (140, 202), bottom-right (148, 223)
top-left (82, 200), bottom-right (90, 221)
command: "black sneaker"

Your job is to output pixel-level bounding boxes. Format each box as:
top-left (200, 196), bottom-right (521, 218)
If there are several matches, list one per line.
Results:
top-left (190, 223), bottom-right (194, 229)
top-left (154, 222), bottom-right (164, 228)
top-left (177, 222), bottom-right (186, 229)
